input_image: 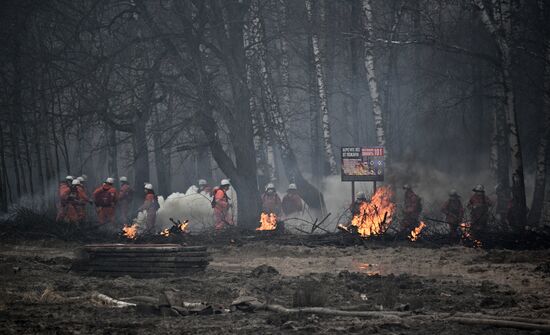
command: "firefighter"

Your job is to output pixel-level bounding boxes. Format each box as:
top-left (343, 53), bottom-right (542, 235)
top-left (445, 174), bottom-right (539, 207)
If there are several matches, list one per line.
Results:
top-left (64, 179), bottom-right (90, 223)
top-left (118, 176), bottom-right (133, 224)
top-left (93, 178), bottom-right (118, 226)
top-left (198, 179), bottom-right (212, 195)
top-left (282, 184), bottom-right (304, 217)
top-left (138, 183), bottom-right (159, 233)
top-left (468, 184), bottom-right (493, 240)
top-left (441, 189), bottom-right (464, 243)
top-left (56, 176), bottom-right (73, 221)
top-left (212, 179), bottom-right (233, 231)
top-left (401, 184), bottom-right (422, 236)
top-left (262, 183), bottom-right (282, 216)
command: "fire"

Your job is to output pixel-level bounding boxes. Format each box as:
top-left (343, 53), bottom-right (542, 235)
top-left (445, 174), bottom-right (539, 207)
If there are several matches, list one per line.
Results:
top-left (256, 213), bottom-right (277, 231)
top-left (351, 186), bottom-right (396, 237)
top-left (160, 219), bottom-right (190, 237)
top-left (459, 222), bottom-right (482, 248)
top-left (122, 223), bottom-right (138, 240)
top-left (408, 221), bottom-right (426, 241)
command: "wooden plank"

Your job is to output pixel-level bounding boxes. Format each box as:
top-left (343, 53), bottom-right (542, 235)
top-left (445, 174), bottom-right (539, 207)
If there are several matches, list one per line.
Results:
top-left (82, 244), bottom-right (207, 253)
top-left (84, 253), bottom-right (209, 260)
top-left (86, 258), bottom-right (209, 266)
top-left (77, 264), bottom-right (208, 272)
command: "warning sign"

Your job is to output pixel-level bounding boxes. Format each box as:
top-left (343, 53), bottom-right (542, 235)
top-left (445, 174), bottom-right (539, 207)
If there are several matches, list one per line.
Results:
top-left (341, 146), bottom-right (385, 182)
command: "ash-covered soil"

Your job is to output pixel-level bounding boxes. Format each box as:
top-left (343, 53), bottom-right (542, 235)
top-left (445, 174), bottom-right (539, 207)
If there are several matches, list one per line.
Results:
top-left (0, 240), bottom-right (549, 334)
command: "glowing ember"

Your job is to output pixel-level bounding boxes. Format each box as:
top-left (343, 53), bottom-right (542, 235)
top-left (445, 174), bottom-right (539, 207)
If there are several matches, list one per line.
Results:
top-left (256, 213), bottom-right (277, 231)
top-left (351, 186), bottom-right (396, 237)
top-left (408, 221), bottom-right (426, 241)
top-left (459, 222), bottom-right (482, 248)
top-left (160, 228), bottom-right (170, 237)
top-left (356, 263), bottom-right (381, 276)
top-left (122, 223), bottom-right (138, 240)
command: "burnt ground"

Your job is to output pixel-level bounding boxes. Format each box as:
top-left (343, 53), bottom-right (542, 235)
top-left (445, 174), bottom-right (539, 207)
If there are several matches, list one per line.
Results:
top-left (1, 234), bottom-right (550, 334)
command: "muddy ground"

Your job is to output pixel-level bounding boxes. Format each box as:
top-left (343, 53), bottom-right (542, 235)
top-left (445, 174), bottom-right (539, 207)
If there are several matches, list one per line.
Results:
top-left (1, 235), bottom-right (550, 335)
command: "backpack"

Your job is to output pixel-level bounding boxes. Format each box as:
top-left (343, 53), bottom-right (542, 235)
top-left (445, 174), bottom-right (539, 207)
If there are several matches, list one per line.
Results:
top-left (95, 188), bottom-right (113, 207)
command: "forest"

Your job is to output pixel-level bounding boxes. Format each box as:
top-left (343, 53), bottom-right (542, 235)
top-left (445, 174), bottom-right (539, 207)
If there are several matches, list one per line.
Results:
top-left (0, 0), bottom-right (549, 230)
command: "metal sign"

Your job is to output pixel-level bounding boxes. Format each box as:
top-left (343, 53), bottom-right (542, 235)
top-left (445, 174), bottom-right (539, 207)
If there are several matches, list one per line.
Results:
top-left (341, 146), bottom-right (385, 182)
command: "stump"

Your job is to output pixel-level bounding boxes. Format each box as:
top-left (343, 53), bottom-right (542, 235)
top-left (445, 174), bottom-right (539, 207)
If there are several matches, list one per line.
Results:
top-left (72, 244), bottom-right (210, 278)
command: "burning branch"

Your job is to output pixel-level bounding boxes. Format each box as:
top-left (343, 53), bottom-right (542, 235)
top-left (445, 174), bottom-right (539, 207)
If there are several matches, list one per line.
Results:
top-left (122, 223), bottom-right (138, 240)
top-left (408, 221), bottom-right (426, 241)
top-left (256, 213), bottom-right (277, 231)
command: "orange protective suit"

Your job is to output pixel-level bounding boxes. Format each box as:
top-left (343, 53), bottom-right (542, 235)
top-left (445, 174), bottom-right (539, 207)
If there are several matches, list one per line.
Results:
top-left (402, 190), bottom-right (422, 232)
top-left (282, 192), bottom-right (303, 216)
top-left (93, 184), bottom-right (118, 225)
top-left (64, 185), bottom-right (89, 223)
top-left (213, 187), bottom-right (233, 231)
top-left (118, 183), bottom-right (133, 224)
top-left (261, 192), bottom-right (282, 215)
top-left (138, 191), bottom-right (158, 232)
top-left (56, 182), bottom-right (70, 221)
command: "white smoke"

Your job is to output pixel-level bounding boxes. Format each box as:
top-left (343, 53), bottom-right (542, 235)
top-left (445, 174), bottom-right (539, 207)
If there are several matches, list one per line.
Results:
top-left (155, 185), bottom-right (238, 233)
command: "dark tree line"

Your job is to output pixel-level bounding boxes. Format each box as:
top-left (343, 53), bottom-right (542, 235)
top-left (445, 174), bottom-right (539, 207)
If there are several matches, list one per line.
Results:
top-left (0, 0), bottom-right (548, 229)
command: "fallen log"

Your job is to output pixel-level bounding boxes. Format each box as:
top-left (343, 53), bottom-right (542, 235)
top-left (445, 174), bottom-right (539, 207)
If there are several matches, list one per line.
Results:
top-left (91, 292), bottom-right (136, 308)
top-left (446, 316), bottom-right (550, 332)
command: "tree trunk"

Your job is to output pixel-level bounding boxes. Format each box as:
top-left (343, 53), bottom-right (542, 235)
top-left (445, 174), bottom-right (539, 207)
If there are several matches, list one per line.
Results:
top-left (474, 0), bottom-right (527, 231)
top-left (529, 31), bottom-right (550, 226)
top-left (107, 125), bottom-right (118, 180)
top-left (249, 0), bottom-right (326, 211)
top-left (350, 0), bottom-right (363, 144)
top-left (132, 118), bottom-right (150, 193)
top-left (0, 128), bottom-right (8, 212)
top-left (305, 0), bottom-right (337, 175)
top-left (361, 0), bottom-right (385, 148)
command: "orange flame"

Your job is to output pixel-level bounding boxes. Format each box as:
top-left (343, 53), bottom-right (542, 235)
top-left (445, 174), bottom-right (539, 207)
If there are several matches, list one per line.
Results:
top-left (256, 213), bottom-right (277, 231)
top-left (351, 186), bottom-right (396, 237)
top-left (408, 221), bottom-right (426, 241)
top-left (160, 219), bottom-right (190, 237)
top-left (122, 223), bottom-right (138, 240)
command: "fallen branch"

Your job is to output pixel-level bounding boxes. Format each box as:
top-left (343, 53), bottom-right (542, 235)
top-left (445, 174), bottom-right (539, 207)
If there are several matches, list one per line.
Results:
top-left (91, 292), bottom-right (136, 308)
top-left (446, 316), bottom-right (550, 332)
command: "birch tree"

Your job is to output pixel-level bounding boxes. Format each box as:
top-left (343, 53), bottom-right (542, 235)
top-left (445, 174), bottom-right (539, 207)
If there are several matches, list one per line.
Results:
top-left (361, 0), bottom-right (385, 147)
top-left (473, 0), bottom-right (527, 230)
top-left (247, 0), bottom-right (326, 211)
top-left (305, 0), bottom-right (337, 175)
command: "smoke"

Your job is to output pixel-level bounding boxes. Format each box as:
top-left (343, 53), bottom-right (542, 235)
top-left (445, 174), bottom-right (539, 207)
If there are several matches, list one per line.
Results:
top-left (155, 186), bottom-right (238, 233)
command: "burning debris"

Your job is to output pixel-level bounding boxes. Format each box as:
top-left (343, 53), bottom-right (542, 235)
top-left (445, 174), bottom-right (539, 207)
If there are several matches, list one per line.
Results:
top-left (256, 213), bottom-right (277, 231)
top-left (349, 186), bottom-right (396, 237)
top-left (459, 222), bottom-right (482, 248)
top-left (160, 218), bottom-right (190, 237)
top-left (408, 221), bottom-right (426, 241)
top-left (122, 223), bottom-right (138, 240)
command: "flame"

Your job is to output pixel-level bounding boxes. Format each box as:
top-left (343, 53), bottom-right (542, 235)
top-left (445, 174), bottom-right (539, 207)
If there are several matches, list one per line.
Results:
top-left (256, 213), bottom-right (277, 231)
top-left (351, 186), bottom-right (396, 237)
top-left (122, 223), bottom-right (138, 240)
top-left (160, 219), bottom-right (190, 237)
top-left (459, 222), bottom-right (482, 248)
top-left (408, 221), bottom-right (426, 241)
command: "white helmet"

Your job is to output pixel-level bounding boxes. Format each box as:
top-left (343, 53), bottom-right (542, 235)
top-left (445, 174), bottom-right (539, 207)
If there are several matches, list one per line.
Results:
top-left (120, 176), bottom-right (128, 182)
top-left (77, 176), bottom-right (84, 182)
top-left (66, 175), bottom-right (74, 181)
top-left (198, 179), bottom-right (207, 186)
top-left (221, 179), bottom-right (230, 186)
top-left (288, 183), bottom-right (297, 190)
top-left (473, 184), bottom-right (485, 192)
top-left (356, 191), bottom-right (367, 200)
top-left (72, 179), bottom-right (81, 185)
top-left (265, 183), bottom-right (275, 191)
top-left (80, 174), bottom-right (88, 181)
top-left (144, 183), bottom-right (154, 190)
top-left (105, 177), bottom-right (115, 184)
top-left (403, 184), bottom-right (411, 190)
top-left (449, 189), bottom-right (458, 196)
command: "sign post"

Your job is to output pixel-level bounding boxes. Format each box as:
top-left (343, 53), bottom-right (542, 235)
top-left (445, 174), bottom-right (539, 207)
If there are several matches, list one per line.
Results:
top-left (341, 146), bottom-right (385, 203)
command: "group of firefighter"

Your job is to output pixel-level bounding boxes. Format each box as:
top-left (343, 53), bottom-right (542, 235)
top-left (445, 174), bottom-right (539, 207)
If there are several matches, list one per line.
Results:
top-left (56, 175), bottom-right (157, 231)
top-left (349, 184), bottom-right (494, 243)
top-left (57, 176), bottom-right (305, 233)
